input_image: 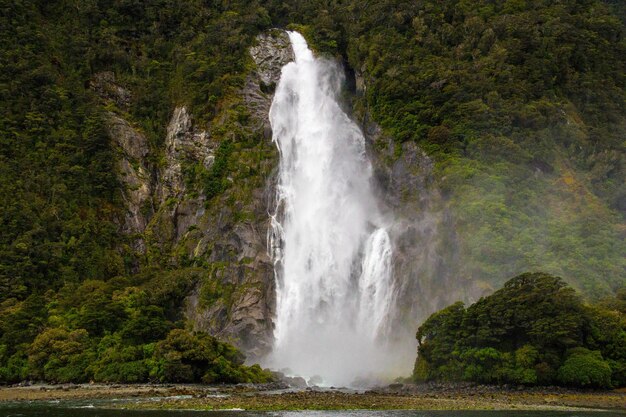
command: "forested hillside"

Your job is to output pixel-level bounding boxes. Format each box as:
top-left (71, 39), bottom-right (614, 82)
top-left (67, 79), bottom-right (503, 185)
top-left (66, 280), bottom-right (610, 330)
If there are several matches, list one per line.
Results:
top-left (414, 273), bottom-right (626, 388)
top-left (283, 0), bottom-right (626, 295)
top-left (1, 0), bottom-right (624, 383)
top-left (0, 0), bottom-right (278, 383)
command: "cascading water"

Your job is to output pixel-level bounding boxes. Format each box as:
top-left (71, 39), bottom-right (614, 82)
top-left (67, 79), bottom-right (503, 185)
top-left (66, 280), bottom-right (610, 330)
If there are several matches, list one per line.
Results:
top-left (267, 32), bottom-right (411, 386)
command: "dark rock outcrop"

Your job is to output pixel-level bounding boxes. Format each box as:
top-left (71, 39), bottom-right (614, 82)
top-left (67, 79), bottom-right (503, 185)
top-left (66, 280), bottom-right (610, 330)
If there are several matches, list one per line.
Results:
top-left (362, 113), bottom-right (485, 338)
top-left (181, 29), bottom-right (294, 359)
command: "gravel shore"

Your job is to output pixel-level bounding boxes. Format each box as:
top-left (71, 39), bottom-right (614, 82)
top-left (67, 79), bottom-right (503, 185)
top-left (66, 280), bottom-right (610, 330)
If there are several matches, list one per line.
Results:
top-left (1, 382), bottom-right (624, 411)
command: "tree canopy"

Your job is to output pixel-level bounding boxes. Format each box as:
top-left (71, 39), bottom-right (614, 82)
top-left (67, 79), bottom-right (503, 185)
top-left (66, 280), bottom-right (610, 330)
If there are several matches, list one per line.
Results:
top-left (414, 272), bottom-right (626, 388)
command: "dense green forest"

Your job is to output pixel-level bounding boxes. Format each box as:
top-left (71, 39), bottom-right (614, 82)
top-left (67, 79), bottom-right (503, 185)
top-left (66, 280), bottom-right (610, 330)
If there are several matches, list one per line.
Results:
top-left (308, 0), bottom-right (626, 295)
top-left (0, 0), bottom-right (278, 383)
top-left (414, 272), bottom-right (626, 388)
top-left (1, 0), bottom-right (624, 383)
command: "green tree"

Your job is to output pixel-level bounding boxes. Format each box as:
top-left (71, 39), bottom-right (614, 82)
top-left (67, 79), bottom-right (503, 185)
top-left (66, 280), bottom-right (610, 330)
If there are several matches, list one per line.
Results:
top-left (414, 272), bottom-right (626, 387)
top-left (557, 348), bottom-right (612, 388)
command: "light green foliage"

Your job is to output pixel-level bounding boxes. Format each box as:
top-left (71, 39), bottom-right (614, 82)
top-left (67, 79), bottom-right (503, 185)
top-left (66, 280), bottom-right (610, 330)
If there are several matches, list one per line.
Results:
top-left (28, 328), bottom-right (94, 383)
top-left (89, 335), bottom-right (152, 383)
top-left (415, 272), bottom-right (626, 387)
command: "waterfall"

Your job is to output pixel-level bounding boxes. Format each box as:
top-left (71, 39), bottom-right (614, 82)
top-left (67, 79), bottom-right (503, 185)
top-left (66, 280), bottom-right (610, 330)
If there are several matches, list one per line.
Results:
top-left (266, 32), bottom-right (410, 386)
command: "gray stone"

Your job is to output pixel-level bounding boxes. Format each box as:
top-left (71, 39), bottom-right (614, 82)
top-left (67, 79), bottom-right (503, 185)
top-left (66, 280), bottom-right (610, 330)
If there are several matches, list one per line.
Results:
top-left (106, 113), bottom-right (149, 161)
top-left (244, 29), bottom-right (295, 135)
top-left (158, 106), bottom-right (213, 203)
top-left (249, 29), bottom-right (295, 87)
top-left (286, 376), bottom-right (308, 389)
top-left (104, 112), bottom-right (153, 254)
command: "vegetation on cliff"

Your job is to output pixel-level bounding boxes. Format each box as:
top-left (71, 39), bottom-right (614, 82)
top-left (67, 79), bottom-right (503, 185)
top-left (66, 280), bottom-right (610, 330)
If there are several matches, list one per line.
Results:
top-left (0, 271), bottom-right (273, 384)
top-left (0, 0), bottom-right (277, 384)
top-left (414, 272), bottom-right (626, 388)
top-left (275, 0), bottom-right (626, 296)
top-left (0, 0), bottom-right (624, 384)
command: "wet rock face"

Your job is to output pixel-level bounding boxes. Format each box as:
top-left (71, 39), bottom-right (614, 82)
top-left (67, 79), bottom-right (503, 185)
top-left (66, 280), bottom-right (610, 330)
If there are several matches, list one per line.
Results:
top-left (183, 29), bottom-right (294, 359)
top-left (245, 29), bottom-right (295, 138)
top-left (363, 117), bottom-right (484, 338)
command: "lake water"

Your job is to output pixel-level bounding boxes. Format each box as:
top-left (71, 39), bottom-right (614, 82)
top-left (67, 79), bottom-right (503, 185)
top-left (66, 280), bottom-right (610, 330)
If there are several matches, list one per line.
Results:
top-left (1, 403), bottom-right (625, 417)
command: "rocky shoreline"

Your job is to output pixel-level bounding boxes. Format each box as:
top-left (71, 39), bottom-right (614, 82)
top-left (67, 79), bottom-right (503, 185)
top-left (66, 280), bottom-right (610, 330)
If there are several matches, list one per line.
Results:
top-left (1, 382), bottom-right (624, 411)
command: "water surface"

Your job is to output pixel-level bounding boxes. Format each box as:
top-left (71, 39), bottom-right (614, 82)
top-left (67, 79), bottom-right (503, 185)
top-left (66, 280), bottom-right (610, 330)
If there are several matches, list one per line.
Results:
top-left (1, 403), bottom-right (624, 417)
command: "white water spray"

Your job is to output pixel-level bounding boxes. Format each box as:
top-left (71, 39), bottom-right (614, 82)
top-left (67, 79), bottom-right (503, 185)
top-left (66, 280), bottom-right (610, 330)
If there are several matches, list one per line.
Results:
top-left (267, 32), bottom-right (409, 386)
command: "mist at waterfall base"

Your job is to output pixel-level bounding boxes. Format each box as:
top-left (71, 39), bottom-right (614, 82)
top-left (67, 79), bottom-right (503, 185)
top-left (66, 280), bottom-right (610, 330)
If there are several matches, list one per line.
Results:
top-left (265, 32), bottom-right (415, 387)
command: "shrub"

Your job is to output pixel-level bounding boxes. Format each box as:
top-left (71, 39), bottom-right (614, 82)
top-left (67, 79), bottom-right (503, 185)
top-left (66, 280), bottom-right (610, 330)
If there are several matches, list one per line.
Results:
top-left (154, 329), bottom-right (272, 383)
top-left (412, 356), bottom-right (430, 382)
top-left (557, 349), bottom-right (612, 388)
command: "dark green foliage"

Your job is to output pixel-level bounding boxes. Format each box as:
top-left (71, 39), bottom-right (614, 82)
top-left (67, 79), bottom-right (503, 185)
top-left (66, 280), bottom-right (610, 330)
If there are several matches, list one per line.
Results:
top-left (0, 276), bottom-right (271, 384)
top-left (557, 348), bottom-right (612, 388)
top-left (1, 0), bottom-right (624, 384)
top-left (0, 0), bottom-right (277, 384)
top-left (204, 140), bottom-right (234, 200)
top-left (154, 329), bottom-right (273, 383)
top-left (0, 0), bottom-right (273, 302)
top-left (462, 273), bottom-right (584, 351)
top-left (90, 336), bottom-right (153, 383)
top-left (415, 302), bottom-right (466, 379)
top-left (415, 273), bottom-right (626, 387)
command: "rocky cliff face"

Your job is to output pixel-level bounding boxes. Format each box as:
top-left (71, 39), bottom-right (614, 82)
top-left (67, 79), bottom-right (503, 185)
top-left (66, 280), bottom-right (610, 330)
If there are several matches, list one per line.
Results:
top-left (147, 106), bottom-right (213, 250)
top-left (91, 72), bottom-right (153, 255)
top-left (176, 30), bottom-right (296, 359)
top-left (96, 28), bottom-right (480, 360)
top-left (90, 30), bottom-right (295, 360)
top-left (158, 29), bottom-right (294, 359)
top-left (158, 106), bottom-right (213, 204)
top-left (361, 103), bottom-right (485, 337)
top-left (160, 31), bottom-right (293, 360)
